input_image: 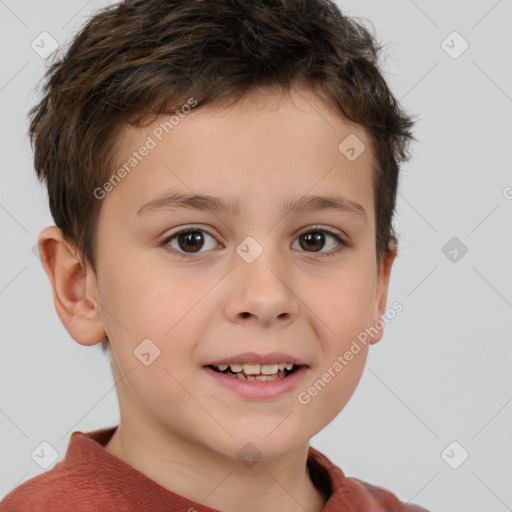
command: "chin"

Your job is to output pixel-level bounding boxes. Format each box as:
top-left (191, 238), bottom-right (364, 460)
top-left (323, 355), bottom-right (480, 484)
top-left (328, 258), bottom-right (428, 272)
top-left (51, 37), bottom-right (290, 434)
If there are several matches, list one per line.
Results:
top-left (215, 425), bottom-right (310, 464)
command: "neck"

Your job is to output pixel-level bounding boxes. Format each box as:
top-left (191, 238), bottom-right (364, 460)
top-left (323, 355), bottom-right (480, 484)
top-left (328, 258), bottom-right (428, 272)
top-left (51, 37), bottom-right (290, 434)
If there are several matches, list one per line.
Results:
top-left (104, 420), bottom-right (327, 512)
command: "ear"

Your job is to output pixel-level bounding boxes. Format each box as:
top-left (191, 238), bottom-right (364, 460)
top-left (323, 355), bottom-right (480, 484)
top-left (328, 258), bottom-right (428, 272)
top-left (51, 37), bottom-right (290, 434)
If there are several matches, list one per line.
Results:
top-left (368, 240), bottom-right (398, 345)
top-left (37, 226), bottom-right (106, 346)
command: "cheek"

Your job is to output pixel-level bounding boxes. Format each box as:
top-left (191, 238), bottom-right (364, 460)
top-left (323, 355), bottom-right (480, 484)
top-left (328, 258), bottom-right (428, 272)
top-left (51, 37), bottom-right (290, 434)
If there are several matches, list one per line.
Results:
top-left (301, 263), bottom-right (374, 419)
top-left (299, 335), bottom-right (368, 432)
top-left (314, 263), bottom-right (376, 345)
top-left (100, 256), bottom-right (212, 339)
top-left (100, 264), bottom-right (218, 401)
top-left (315, 351), bottom-right (367, 429)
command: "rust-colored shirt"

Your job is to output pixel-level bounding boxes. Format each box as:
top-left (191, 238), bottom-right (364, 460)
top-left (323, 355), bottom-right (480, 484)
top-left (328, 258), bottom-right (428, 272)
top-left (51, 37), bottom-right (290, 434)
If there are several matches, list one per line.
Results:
top-left (1, 427), bottom-right (429, 511)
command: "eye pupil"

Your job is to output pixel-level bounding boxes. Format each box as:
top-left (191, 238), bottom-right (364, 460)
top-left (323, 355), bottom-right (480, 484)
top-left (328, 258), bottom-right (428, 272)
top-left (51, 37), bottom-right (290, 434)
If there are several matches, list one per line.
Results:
top-left (299, 231), bottom-right (325, 252)
top-left (178, 231), bottom-right (204, 252)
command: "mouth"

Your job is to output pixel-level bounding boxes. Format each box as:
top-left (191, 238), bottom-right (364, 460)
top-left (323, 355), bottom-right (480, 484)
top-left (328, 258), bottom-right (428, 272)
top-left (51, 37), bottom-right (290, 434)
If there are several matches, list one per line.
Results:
top-left (206, 363), bottom-right (302, 381)
top-left (203, 363), bottom-right (309, 400)
top-left (202, 352), bottom-right (310, 399)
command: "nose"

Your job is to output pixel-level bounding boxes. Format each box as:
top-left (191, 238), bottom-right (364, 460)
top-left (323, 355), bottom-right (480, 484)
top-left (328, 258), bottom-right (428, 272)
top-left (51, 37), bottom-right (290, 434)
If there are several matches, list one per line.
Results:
top-left (224, 247), bottom-right (299, 327)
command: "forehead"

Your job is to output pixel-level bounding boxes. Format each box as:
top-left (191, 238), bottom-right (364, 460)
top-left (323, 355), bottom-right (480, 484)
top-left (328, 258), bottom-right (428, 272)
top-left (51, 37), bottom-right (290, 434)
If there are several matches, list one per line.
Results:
top-left (104, 85), bottom-right (375, 221)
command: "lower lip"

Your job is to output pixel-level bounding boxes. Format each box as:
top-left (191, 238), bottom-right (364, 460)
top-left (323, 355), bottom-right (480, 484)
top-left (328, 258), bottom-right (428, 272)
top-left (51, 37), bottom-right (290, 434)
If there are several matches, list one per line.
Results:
top-left (202, 366), bottom-right (309, 400)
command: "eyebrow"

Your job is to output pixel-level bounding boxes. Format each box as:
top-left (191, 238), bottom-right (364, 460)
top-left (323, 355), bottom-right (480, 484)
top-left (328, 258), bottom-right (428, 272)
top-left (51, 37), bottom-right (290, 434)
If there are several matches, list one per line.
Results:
top-left (136, 191), bottom-right (368, 224)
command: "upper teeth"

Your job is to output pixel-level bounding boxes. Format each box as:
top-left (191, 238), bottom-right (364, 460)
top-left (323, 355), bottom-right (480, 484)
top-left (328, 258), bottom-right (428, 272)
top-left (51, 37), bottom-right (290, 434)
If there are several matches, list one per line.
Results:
top-left (215, 363), bottom-right (294, 374)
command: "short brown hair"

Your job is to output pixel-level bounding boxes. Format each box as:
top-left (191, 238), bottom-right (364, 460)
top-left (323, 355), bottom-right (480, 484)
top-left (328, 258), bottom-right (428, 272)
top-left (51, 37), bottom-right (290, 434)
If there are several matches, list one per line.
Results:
top-left (29, 0), bottom-right (415, 346)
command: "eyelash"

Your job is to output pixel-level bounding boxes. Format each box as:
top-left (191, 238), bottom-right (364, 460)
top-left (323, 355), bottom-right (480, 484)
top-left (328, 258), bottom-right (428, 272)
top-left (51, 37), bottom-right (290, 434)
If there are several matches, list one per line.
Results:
top-left (159, 225), bottom-right (349, 259)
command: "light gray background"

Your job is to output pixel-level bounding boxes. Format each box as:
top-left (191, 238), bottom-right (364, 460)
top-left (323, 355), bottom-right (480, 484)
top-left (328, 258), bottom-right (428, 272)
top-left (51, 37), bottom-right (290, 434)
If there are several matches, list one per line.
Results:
top-left (1, 1), bottom-right (511, 511)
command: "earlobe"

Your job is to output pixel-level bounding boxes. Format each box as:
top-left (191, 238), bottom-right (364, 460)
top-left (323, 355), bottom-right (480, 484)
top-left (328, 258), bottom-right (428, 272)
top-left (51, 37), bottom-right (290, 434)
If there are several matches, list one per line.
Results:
top-left (38, 226), bottom-right (106, 347)
top-left (368, 241), bottom-right (398, 345)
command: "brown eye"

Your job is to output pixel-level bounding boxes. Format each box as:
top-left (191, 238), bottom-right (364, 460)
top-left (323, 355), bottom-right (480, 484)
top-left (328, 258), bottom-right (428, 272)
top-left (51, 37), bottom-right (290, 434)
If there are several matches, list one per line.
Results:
top-left (161, 228), bottom-right (218, 257)
top-left (177, 230), bottom-right (205, 253)
top-left (292, 227), bottom-right (347, 257)
top-left (298, 231), bottom-right (326, 252)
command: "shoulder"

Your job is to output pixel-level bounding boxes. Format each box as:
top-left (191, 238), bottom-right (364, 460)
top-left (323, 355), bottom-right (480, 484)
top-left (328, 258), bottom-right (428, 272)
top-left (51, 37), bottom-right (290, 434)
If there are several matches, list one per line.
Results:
top-left (1, 429), bottom-right (120, 512)
top-left (349, 477), bottom-right (431, 512)
top-left (307, 446), bottom-right (430, 512)
top-left (0, 463), bottom-right (106, 512)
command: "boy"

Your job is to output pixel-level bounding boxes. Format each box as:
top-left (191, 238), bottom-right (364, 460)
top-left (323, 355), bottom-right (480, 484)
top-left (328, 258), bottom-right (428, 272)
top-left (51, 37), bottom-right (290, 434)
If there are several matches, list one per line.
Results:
top-left (1, 0), bottom-right (429, 510)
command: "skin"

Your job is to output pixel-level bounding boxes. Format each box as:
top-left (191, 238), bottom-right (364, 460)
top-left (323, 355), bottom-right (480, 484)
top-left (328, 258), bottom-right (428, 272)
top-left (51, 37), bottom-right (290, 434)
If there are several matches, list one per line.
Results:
top-left (39, 85), bottom-right (396, 512)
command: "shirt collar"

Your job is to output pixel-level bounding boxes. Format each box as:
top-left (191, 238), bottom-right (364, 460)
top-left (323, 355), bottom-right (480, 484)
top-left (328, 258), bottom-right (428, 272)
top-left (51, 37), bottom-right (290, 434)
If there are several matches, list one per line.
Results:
top-left (63, 426), bottom-right (367, 511)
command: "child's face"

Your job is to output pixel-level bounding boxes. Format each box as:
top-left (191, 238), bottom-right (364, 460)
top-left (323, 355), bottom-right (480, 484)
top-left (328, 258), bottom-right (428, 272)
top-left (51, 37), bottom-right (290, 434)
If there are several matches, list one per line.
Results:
top-left (84, 86), bottom-right (395, 459)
